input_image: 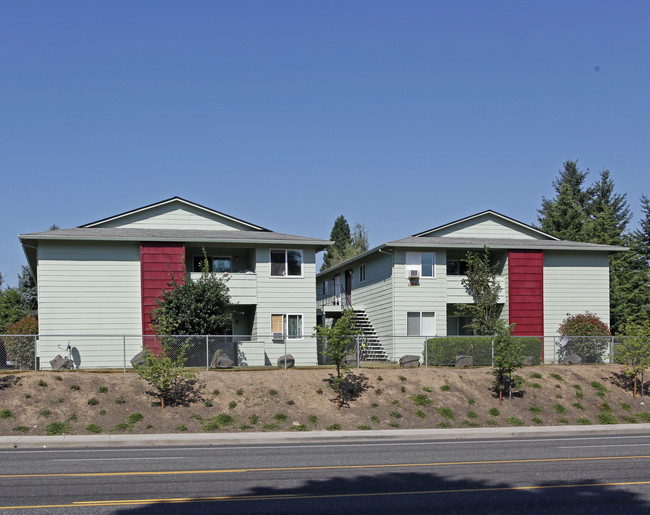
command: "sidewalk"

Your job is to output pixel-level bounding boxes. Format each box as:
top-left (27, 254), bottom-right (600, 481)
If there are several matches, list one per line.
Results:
top-left (2, 423), bottom-right (649, 449)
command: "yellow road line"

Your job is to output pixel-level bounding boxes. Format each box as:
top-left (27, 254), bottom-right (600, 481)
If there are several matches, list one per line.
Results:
top-left (2, 480), bottom-right (650, 510)
top-left (1, 454), bottom-right (650, 479)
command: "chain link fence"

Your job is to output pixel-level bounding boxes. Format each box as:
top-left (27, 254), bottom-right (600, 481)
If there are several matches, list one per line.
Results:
top-left (1, 333), bottom-right (644, 371)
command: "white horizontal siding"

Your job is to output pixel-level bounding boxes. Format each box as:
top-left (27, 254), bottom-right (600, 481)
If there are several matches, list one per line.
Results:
top-left (98, 204), bottom-right (255, 231)
top-left (189, 272), bottom-right (258, 304)
top-left (429, 216), bottom-right (546, 240)
top-left (543, 251), bottom-right (610, 360)
top-left (349, 253), bottom-right (394, 338)
top-left (446, 275), bottom-right (507, 303)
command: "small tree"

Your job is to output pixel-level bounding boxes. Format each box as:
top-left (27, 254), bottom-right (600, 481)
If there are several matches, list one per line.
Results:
top-left (492, 320), bottom-right (523, 403)
top-left (4, 315), bottom-right (38, 370)
top-left (460, 247), bottom-right (503, 335)
top-left (558, 312), bottom-right (610, 363)
top-left (616, 320), bottom-right (650, 398)
top-left (314, 310), bottom-right (360, 409)
top-left (135, 340), bottom-right (195, 409)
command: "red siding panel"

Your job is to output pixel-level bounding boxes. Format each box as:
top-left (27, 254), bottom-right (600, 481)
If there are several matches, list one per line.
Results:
top-left (140, 243), bottom-right (185, 343)
top-left (508, 250), bottom-right (544, 359)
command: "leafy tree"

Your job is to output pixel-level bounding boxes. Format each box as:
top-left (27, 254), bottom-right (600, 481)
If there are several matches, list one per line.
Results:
top-left (0, 288), bottom-right (28, 334)
top-left (460, 247), bottom-right (503, 335)
top-left (4, 315), bottom-right (38, 370)
top-left (615, 320), bottom-right (650, 399)
top-left (135, 343), bottom-right (195, 409)
top-left (314, 310), bottom-right (360, 409)
top-left (350, 223), bottom-right (369, 255)
top-left (49, 224), bottom-right (60, 231)
top-left (492, 320), bottom-right (523, 402)
top-left (150, 257), bottom-right (232, 336)
top-left (321, 215), bottom-right (352, 271)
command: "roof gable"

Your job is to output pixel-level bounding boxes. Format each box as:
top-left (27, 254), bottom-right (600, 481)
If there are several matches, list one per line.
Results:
top-left (413, 210), bottom-right (558, 241)
top-left (81, 197), bottom-right (268, 232)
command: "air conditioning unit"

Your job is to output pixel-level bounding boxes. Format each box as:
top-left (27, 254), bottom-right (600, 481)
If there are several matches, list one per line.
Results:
top-left (272, 332), bottom-right (284, 340)
top-left (409, 269), bottom-right (420, 278)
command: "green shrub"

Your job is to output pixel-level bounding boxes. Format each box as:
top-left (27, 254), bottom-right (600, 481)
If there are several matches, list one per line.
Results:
top-left (306, 414), bottom-right (318, 424)
top-left (577, 418), bottom-right (591, 425)
top-left (637, 412), bottom-right (650, 422)
top-left (202, 421), bottom-right (221, 431)
top-left (213, 413), bottom-right (236, 426)
top-left (422, 386), bottom-right (432, 392)
top-left (529, 406), bottom-right (543, 414)
top-left (98, 386), bottom-right (108, 394)
top-left (370, 403), bottom-right (378, 408)
top-left (621, 403), bottom-right (632, 412)
top-left (12, 426), bottom-right (29, 433)
top-left (424, 336), bottom-right (541, 366)
top-left (204, 400), bottom-right (213, 408)
top-left (287, 400), bottom-right (295, 406)
top-left (190, 413), bottom-right (204, 422)
top-left (67, 413), bottom-right (77, 423)
top-left (57, 397), bottom-right (64, 403)
top-left (557, 417), bottom-right (569, 424)
top-left (414, 410), bottom-right (426, 419)
top-left (437, 407), bottom-right (454, 419)
top-left (621, 415), bottom-right (638, 424)
top-left (357, 425), bottom-right (371, 430)
top-left (55, 375), bottom-right (62, 381)
top-left (39, 410), bottom-right (51, 418)
top-left (0, 409), bottom-right (14, 419)
top-left (70, 384), bottom-right (80, 391)
top-left (212, 389), bottom-right (220, 396)
top-left (249, 414), bottom-right (260, 425)
top-left (531, 373), bottom-right (542, 379)
top-left (398, 375), bottom-right (407, 382)
top-left (549, 373), bottom-right (564, 382)
top-left (460, 420), bottom-right (482, 428)
top-left (440, 384), bottom-right (450, 392)
top-left (24, 394), bottom-right (31, 399)
top-left (507, 417), bottom-right (524, 426)
top-left (273, 413), bottom-right (288, 422)
top-left (263, 423), bottom-right (280, 431)
top-left (437, 421), bottom-right (452, 428)
top-left (87, 397), bottom-right (99, 406)
top-left (467, 398), bottom-right (476, 405)
top-left (400, 385), bottom-right (406, 393)
top-left (269, 389), bottom-right (278, 396)
top-left (390, 411), bottom-right (402, 419)
top-left (410, 394), bottom-right (433, 406)
top-left (38, 380), bottom-right (47, 388)
top-left (229, 401), bottom-right (237, 409)
top-left (326, 424), bottom-right (341, 431)
top-left (176, 425), bottom-right (188, 431)
top-left (389, 421), bottom-right (400, 428)
top-left (553, 404), bottom-right (567, 414)
top-left (598, 402), bottom-right (612, 413)
top-left (529, 383), bottom-right (541, 389)
top-left (596, 413), bottom-right (618, 424)
top-left (127, 413), bottom-right (144, 425)
top-left (572, 402), bottom-right (585, 410)
top-left (85, 424), bottom-right (103, 434)
top-left (370, 415), bottom-right (380, 423)
top-left (99, 410), bottom-right (106, 416)
top-left (391, 400), bottom-right (400, 406)
top-left (590, 381), bottom-right (608, 393)
top-left (292, 424), bottom-right (308, 431)
top-left (488, 407), bottom-right (500, 417)
top-left (46, 422), bottom-right (69, 435)
top-left (532, 417), bottom-right (543, 425)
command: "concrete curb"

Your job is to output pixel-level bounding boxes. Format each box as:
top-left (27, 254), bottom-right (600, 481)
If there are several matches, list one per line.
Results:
top-left (2, 424), bottom-right (649, 449)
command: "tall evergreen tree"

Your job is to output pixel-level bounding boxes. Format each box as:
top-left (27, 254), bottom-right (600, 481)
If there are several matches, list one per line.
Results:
top-left (584, 170), bottom-right (631, 245)
top-left (321, 215), bottom-right (352, 271)
top-left (537, 161), bottom-right (591, 241)
top-left (632, 194), bottom-right (650, 265)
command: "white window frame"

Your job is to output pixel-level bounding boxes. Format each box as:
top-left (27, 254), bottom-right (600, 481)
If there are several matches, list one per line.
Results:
top-left (270, 249), bottom-right (303, 277)
top-left (271, 313), bottom-right (304, 340)
top-left (405, 252), bottom-right (436, 279)
top-left (359, 264), bottom-right (366, 283)
top-left (406, 311), bottom-right (436, 337)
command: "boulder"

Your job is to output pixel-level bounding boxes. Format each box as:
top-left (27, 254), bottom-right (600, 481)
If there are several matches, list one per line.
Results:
top-left (50, 355), bottom-right (74, 371)
top-left (277, 354), bottom-right (295, 369)
top-left (455, 355), bottom-right (474, 367)
top-left (211, 349), bottom-right (234, 369)
top-left (130, 350), bottom-right (148, 368)
top-left (399, 355), bottom-right (421, 368)
top-left (560, 354), bottom-right (582, 365)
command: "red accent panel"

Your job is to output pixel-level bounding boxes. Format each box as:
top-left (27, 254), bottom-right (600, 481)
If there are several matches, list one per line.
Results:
top-left (140, 243), bottom-right (185, 343)
top-left (509, 250), bottom-right (544, 359)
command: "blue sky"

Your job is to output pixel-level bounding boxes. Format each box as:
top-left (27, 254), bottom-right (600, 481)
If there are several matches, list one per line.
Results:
top-left (2, 1), bottom-right (649, 286)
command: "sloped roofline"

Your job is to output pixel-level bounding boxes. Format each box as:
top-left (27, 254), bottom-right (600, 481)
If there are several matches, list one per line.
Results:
top-left (80, 196), bottom-right (271, 231)
top-left (412, 210), bottom-right (559, 240)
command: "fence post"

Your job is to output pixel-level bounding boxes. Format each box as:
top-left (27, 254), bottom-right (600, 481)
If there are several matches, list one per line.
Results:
top-left (356, 335), bottom-right (360, 370)
top-left (424, 338), bottom-right (428, 368)
top-left (284, 336), bottom-right (287, 370)
top-left (123, 335), bottom-right (126, 373)
top-left (610, 336), bottom-right (614, 364)
top-left (206, 335), bottom-right (209, 371)
top-left (491, 336), bottom-right (495, 367)
top-left (392, 337), bottom-right (395, 363)
top-left (34, 335), bottom-right (38, 371)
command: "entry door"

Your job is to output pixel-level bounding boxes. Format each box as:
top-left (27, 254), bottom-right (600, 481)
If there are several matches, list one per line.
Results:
top-left (345, 270), bottom-right (352, 306)
top-left (334, 275), bottom-right (341, 305)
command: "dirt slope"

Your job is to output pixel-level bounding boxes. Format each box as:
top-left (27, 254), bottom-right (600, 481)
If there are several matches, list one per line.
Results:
top-left (1, 365), bottom-right (649, 436)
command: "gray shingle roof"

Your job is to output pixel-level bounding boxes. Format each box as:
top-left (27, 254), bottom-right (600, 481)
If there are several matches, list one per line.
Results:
top-left (386, 235), bottom-right (626, 251)
top-left (19, 227), bottom-right (331, 247)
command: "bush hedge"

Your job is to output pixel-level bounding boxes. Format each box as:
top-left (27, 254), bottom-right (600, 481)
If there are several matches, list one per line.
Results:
top-left (424, 336), bottom-right (542, 366)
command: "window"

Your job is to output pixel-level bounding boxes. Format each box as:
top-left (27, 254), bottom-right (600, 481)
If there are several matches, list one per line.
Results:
top-left (193, 256), bottom-right (231, 273)
top-left (359, 264), bottom-right (366, 283)
top-left (447, 316), bottom-right (474, 336)
top-left (407, 312), bottom-right (435, 336)
top-left (406, 252), bottom-right (435, 278)
top-left (447, 260), bottom-right (469, 275)
top-left (271, 314), bottom-right (303, 339)
top-left (270, 249), bottom-right (303, 276)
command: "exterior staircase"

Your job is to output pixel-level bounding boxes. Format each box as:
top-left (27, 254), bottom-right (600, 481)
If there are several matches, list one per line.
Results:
top-left (349, 309), bottom-right (389, 361)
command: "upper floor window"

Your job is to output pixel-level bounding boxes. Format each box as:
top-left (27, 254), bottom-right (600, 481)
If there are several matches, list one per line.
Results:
top-left (359, 264), bottom-right (366, 283)
top-left (447, 260), bottom-right (469, 275)
top-left (270, 249), bottom-right (303, 277)
top-left (406, 252), bottom-right (435, 278)
top-left (193, 256), bottom-right (231, 273)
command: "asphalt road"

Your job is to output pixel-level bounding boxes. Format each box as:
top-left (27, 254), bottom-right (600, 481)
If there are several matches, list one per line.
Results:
top-left (2, 433), bottom-right (650, 513)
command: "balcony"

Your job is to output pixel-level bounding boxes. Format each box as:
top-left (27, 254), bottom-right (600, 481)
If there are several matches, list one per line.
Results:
top-left (189, 272), bottom-right (257, 304)
top-left (446, 275), bottom-right (506, 303)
